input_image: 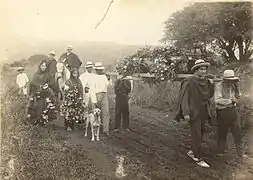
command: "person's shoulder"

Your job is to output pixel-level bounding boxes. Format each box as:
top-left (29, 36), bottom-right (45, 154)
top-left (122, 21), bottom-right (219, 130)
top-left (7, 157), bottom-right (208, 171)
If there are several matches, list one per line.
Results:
top-left (187, 75), bottom-right (195, 81)
top-left (215, 81), bottom-right (222, 88)
top-left (71, 52), bottom-right (78, 57)
top-left (79, 72), bottom-right (86, 77)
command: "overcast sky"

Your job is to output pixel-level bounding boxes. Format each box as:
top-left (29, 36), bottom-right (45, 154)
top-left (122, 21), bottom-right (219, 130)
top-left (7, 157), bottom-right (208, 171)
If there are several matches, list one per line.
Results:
top-left (1, 0), bottom-right (235, 62)
top-left (2, 0), bottom-right (192, 45)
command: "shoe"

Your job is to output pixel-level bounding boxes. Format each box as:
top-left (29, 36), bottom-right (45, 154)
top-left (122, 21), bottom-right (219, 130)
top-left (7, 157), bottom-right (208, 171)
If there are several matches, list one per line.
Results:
top-left (242, 154), bottom-right (249, 158)
top-left (216, 153), bottom-right (224, 157)
top-left (196, 160), bottom-right (210, 168)
top-left (187, 150), bottom-right (199, 162)
top-left (237, 154), bottom-right (249, 159)
top-left (113, 129), bottom-right (120, 132)
top-left (124, 128), bottom-right (130, 132)
top-left (67, 127), bottom-right (72, 131)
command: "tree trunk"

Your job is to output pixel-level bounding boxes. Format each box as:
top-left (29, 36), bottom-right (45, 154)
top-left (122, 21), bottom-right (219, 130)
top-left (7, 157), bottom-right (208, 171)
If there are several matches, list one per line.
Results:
top-left (236, 36), bottom-right (245, 62)
top-left (225, 47), bottom-right (238, 61)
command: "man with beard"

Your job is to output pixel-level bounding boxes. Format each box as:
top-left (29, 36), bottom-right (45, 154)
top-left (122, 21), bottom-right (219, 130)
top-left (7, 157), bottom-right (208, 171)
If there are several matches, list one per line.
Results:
top-left (59, 45), bottom-right (82, 70)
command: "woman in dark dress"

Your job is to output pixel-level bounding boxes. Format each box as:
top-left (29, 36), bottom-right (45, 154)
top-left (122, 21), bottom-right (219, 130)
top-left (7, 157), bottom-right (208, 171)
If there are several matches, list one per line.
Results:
top-left (28, 60), bottom-right (57, 126)
top-left (60, 68), bottom-right (84, 131)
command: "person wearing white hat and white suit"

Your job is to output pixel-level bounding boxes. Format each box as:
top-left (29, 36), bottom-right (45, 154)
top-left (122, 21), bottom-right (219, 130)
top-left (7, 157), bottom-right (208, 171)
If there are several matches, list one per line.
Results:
top-left (94, 62), bottom-right (110, 135)
top-left (214, 69), bottom-right (247, 158)
top-left (59, 45), bottom-right (82, 70)
top-left (80, 61), bottom-right (97, 105)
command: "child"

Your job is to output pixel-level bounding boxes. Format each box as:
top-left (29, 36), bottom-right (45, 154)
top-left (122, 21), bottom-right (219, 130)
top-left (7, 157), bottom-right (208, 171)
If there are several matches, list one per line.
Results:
top-left (16, 67), bottom-right (29, 97)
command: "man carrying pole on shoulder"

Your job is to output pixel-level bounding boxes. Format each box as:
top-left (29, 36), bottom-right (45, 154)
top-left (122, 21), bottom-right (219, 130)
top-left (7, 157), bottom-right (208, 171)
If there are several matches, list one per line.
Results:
top-left (175, 59), bottom-right (215, 168)
top-left (214, 69), bottom-right (248, 159)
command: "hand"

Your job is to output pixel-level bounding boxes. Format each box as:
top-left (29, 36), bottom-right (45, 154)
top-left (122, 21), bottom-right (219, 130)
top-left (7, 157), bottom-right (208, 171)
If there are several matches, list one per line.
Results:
top-left (64, 85), bottom-right (69, 90)
top-left (184, 115), bottom-right (190, 121)
top-left (232, 98), bottom-right (238, 104)
top-left (208, 79), bottom-right (214, 84)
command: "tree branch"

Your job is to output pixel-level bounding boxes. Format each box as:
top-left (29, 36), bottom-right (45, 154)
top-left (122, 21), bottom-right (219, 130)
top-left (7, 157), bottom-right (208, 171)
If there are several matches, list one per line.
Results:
top-left (95, 0), bottom-right (114, 29)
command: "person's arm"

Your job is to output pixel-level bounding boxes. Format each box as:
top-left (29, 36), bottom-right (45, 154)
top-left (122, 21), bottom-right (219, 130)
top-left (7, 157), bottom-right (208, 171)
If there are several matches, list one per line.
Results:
top-left (114, 79), bottom-right (120, 95)
top-left (79, 81), bottom-right (83, 96)
top-left (104, 75), bottom-right (109, 86)
top-left (208, 80), bottom-right (215, 99)
top-left (124, 79), bottom-right (131, 94)
top-left (90, 91), bottom-right (97, 104)
top-left (25, 74), bottom-right (29, 83)
top-left (181, 84), bottom-right (190, 117)
top-left (214, 83), bottom-right (232, 105)
top-left (16, 75), bottom-right (20, 86)
top-left (232, 83), bottom-right (240, 103)
top-left (77, 55), bottom-right (82, 67)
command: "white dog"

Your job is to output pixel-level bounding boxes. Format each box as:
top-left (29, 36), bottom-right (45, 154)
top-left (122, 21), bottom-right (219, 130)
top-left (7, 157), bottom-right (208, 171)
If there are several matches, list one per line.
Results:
top-left (84, 108), bottom-right (101, 141)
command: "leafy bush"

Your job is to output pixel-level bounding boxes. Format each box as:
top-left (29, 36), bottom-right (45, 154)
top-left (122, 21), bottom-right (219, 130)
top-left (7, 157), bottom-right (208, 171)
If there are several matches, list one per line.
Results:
top-left (116, 45), bottom-right (223, 83)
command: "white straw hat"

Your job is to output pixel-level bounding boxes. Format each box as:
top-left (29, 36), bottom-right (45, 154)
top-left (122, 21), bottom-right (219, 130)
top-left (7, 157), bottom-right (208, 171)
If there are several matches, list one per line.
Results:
top-left (85, 61), bottom-right (93, 68)
top-left (191, 59), bottom-right (210, 71)
top-left (67, 45), bottom-right (73, 50)
top-left (94, 62), bottom-right (105, 70)
top-left (49, 50), bottom-right (56, 55)
top-left (223, 70), bottom-right (240, 81)
top-left (17, 67), bottom-right (24, 71)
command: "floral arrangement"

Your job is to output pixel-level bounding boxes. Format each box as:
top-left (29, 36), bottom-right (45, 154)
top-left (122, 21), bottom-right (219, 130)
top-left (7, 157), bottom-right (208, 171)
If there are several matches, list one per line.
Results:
top-left (116, 46), bottom-right (184, 82)
top-left (28, 84), bottom-right (56, 126)
top-left (60, 85), bottom-right (85, 125)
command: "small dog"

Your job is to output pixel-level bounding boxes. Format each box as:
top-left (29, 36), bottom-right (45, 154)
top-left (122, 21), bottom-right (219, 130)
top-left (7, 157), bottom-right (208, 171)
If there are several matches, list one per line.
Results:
top-left (84, 108), bottom-right (101, 141)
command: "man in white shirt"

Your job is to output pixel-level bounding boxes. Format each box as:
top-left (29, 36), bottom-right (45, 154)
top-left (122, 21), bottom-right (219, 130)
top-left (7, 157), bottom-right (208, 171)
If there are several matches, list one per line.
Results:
top-left (16, 67), bottom-right (29, 96)
top-left (79, 61), bottom-right (97, 104)
top-left (94, 62), bottom-right (110, 135)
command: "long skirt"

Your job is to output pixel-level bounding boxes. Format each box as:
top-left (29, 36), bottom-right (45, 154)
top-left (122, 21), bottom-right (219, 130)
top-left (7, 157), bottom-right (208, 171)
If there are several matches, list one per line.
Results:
top-left (60, 88), bottom-right (84, 130)
top-left (27, 88), bottom-right (57, 126)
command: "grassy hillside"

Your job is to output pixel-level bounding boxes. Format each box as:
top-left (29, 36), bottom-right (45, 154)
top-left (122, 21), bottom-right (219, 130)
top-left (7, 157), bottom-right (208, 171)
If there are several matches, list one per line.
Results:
top-left (4, 39), bottom-right (143, 66)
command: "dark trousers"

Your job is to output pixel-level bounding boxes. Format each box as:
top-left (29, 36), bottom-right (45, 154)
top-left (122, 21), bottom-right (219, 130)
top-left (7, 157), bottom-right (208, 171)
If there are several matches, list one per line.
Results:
top-left (190, 106), bottom-right (208, 159)
top-left (190, 117), bottom-right (206, 159)
top-left (115, 95), bottom-right (129, 129)
top-left (216, 107), bottom-right (242, 155)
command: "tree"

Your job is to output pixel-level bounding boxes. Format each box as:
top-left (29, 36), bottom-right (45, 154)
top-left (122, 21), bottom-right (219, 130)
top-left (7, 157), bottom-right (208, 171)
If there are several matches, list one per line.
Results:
top-left (162, 2), bottom-right (253, 62)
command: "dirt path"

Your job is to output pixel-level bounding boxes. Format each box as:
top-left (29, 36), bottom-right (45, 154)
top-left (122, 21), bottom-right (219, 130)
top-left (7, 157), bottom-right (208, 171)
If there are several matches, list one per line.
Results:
top-left (50, 104), bottom-right (253, 180)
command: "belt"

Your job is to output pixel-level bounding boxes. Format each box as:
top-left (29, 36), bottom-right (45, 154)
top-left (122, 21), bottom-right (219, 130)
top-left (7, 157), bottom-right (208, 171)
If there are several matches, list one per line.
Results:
top-left (216, 104), bottom-right (236, 110)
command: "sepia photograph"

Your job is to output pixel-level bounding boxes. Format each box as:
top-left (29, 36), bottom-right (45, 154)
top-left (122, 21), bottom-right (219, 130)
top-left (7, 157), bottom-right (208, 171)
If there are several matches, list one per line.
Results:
top-left (1, 0), bottom-right (253, 179)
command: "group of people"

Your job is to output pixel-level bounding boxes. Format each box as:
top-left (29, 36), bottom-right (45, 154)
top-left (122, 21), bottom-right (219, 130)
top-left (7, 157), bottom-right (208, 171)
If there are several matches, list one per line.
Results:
top-left (16, 45), bottom-right (132, 135)
top-left (16, 46), bottom-right (247, 168)
top-left (176, 59), bottom-right (248, 168)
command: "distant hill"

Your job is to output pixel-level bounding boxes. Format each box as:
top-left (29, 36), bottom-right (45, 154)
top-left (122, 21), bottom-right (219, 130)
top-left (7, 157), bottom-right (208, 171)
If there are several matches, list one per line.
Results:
top-left (4, 39), bottom-right (143, 67)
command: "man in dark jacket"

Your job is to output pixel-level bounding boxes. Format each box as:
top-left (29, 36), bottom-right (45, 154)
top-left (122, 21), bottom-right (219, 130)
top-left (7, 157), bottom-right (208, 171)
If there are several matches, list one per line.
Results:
top-left (114, 67), bottom-right (132, 132)
top-left (59, 45), bottom-right (82, 70)
top-left (175, 59), bottom-right (215, 168)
